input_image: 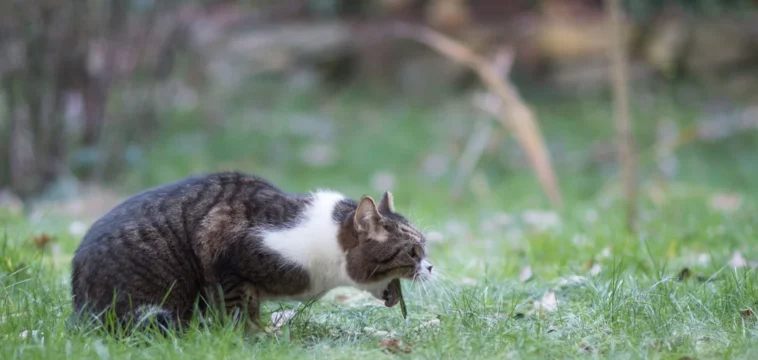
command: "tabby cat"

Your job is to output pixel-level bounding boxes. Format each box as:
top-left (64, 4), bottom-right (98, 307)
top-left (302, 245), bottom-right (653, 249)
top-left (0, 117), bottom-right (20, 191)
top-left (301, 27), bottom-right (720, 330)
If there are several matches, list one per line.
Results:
top-left (71, 172), bottom-right (432, 333)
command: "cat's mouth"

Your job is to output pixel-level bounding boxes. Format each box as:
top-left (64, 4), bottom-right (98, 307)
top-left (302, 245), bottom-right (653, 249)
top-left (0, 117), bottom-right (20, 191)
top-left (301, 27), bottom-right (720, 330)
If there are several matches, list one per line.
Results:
top-left (381, 278), bottom-right (402, 307)
top-left (375, 260), bottom-right (434, 307)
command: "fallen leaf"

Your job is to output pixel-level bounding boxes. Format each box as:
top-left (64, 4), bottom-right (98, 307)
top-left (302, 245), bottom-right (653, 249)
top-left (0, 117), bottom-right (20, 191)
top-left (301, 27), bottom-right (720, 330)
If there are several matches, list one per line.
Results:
top-left (335, 294), bottom-right (350, 303)
top-left (29, 233), bottom-right (54, 250)
top-left (519, 265), bottom-right (533, 283)
top-left (270, 310), bottom-right (296, 329)
top-left (709, 192), bottom-right (743, 213)
top-left (583, 259), bottom-right (594, 271)
top-left (589, 263), bottom-right (602, 276)
top-left (379, 338), bottom-right (412, 354)
top-left (739, 308), bottom-right (754, 319)
top-left (729, 252), bottom-right (748, 268)
top-left (534, 292), bottom-right (558, 313)
top-left (677, 268), bottom-right (692, 282)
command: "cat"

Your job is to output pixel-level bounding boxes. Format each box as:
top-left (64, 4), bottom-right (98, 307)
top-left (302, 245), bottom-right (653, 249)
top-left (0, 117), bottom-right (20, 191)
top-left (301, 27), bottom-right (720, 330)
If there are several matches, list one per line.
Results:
top-left (70, 172), bottom-right (432, 333)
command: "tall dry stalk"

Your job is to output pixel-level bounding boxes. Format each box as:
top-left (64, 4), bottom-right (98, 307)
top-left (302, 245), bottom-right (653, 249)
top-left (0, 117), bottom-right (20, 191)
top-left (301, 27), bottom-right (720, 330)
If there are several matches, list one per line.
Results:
top-left (606, 0), bottom-right (637, 231)
top-left (392, 24), bottom-right (563, 208)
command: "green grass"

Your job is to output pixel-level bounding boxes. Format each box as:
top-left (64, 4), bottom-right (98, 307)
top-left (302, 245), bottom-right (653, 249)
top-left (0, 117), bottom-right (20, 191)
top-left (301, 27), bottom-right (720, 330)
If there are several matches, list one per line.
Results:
top-left (3, 82), bottom-right (758, 359)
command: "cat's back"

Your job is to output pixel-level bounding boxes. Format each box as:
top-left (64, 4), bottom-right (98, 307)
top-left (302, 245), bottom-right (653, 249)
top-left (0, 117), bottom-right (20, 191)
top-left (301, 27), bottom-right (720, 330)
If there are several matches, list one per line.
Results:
top-left (77, 172), bottom-right (279, 249)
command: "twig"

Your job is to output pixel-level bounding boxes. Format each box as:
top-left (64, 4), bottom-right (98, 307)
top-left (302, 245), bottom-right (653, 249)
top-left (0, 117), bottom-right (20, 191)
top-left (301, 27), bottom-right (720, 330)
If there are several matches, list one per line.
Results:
top-left (392, 23), bottom-right (563, 208)
top-left (606, 0), bottom-right (637, 232)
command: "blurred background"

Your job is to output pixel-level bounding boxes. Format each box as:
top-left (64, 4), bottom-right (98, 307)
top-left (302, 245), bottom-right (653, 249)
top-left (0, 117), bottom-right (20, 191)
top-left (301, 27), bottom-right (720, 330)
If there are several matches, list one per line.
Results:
top-left (2, 0), bottom-right (758, 227)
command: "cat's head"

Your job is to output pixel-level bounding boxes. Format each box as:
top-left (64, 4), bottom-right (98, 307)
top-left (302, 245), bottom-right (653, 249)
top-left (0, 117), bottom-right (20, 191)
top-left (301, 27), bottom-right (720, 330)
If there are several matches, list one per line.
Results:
top-left (338, 192), bottom-right (433, 292)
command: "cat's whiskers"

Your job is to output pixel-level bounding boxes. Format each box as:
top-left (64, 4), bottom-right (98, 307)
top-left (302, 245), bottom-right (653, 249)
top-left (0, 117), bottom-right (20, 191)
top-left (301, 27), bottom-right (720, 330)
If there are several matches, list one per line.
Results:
top-left (421, 269), bottom-right (458, 297)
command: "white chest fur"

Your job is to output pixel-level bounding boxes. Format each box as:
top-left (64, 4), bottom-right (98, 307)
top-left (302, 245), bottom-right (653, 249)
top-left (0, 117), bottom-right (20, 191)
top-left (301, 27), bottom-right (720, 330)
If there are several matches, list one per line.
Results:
top-left (257, 191), bottom-right (359, 300)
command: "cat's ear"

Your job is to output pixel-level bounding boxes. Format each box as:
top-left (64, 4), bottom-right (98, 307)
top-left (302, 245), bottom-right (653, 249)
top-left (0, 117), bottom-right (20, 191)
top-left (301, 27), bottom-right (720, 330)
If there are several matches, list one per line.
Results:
top-left (378, 191), bottom-right (395, 213)
top-left (354, 196), bottom-right (382, 233)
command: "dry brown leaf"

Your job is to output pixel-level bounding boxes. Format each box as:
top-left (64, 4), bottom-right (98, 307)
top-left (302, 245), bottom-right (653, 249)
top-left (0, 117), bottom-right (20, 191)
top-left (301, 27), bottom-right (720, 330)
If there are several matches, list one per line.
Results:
top-left (739, 308), bottom-right (754, 319)
top-left (583, 259), bottom-right (594, 271)
top-left (519, 265), bottom-right (534, 283)
top-left (29, 233), bottom-right (54, 250)
top-left (379, 338), bottom-right (412, 354)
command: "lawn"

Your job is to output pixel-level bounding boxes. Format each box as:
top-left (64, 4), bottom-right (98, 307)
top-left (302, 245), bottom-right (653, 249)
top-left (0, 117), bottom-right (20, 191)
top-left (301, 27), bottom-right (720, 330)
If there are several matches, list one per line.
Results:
top-left (2, 83), bottom-right (758, 359)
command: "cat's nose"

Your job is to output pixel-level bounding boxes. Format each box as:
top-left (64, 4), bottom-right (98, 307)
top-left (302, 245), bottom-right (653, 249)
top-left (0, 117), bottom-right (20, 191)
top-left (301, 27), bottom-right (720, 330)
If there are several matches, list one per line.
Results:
top-left (426, 265), bottom-right (433, 272)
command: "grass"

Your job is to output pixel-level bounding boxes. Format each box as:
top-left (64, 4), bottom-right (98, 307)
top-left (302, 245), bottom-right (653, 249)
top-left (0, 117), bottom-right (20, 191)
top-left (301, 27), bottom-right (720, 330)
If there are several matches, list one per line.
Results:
top-left (3, 81), bottom-right (758, 359)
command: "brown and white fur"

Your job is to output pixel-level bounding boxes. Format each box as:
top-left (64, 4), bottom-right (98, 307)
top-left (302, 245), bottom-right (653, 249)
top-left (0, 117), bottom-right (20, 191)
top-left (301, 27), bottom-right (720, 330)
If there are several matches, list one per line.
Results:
top-left (70, 172), bottom-right (432, 334)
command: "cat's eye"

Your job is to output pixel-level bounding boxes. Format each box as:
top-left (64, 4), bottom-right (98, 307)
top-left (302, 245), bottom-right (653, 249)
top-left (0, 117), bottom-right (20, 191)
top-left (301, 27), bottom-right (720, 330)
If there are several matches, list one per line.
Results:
top-left (411, 244), bottom-right (423, 260)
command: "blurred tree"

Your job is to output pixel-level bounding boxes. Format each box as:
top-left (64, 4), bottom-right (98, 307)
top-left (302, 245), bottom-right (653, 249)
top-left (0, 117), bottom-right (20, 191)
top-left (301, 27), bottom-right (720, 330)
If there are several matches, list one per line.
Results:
top-left (0, 0), bottom-right (183, 198)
